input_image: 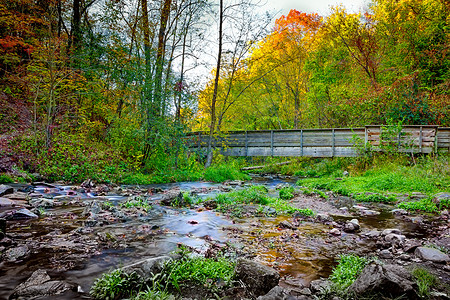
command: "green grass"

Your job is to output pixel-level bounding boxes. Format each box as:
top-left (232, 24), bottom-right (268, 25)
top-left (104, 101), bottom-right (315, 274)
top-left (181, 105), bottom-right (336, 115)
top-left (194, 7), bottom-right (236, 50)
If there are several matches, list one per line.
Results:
top-left (163, 252), bottom-right (235, 291)
top-left (121, 196), bottom-right (152, 211)
top-left (412, 267), bottom-right (438, 298)
top-left (211, 186), bottom-right (314, 217)
top-left (329, 254), bottom-right (371, 290)
top-left (0, 174), bottom-right (14, 184)
top-left (90, 269), bottom-right (143, 300)
top-left (203, 164), bottom-right (251, 183)
top-left (398, 198), bottom-right (438, 213)
top-left (279, 186), bottom-right (295, 200)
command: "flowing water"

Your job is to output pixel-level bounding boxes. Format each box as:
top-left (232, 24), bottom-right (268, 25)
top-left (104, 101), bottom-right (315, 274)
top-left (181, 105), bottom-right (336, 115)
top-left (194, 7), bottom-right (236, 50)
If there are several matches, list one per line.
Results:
top-left (0, 179), bottom-right (434, 299)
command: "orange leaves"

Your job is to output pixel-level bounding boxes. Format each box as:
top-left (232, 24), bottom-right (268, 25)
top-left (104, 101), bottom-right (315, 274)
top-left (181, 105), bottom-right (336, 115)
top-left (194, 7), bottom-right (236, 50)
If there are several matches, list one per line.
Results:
top-left (274, 9), bottom-right (322, 35)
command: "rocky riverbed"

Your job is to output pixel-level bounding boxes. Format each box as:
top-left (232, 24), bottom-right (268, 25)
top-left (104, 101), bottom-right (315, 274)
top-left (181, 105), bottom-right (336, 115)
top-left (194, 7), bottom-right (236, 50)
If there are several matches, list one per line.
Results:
top-left (0, 178), bottom-right (449, 299)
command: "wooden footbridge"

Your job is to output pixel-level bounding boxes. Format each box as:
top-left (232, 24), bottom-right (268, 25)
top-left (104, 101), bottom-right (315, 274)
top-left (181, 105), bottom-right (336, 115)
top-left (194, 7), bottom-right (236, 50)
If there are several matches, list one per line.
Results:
top-left (187, 125), bottom-right (450, 157)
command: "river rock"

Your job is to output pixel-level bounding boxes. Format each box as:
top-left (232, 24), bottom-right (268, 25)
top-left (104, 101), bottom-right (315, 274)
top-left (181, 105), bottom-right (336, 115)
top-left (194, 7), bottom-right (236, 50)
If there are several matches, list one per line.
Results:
top-left (3, 208), bottom-right (38, 220)
top-left (433, 192), bottom-right (450, 206)
top-left (121, 256), bottom-right (171, 278)
top-left (348, 262), bottom-right (418, 299)
top-left (235, 258), bottom-right (280, 297)
top-left (309, 279), bottom-right (331, 293)
top-left (160, 191), bottom-right (184, 206)
top-left (10, 269), bottom-right (72, 299)
top-left (382, 228), bottom-right (402, 236)
top-left (329, 228), bottom-right (341, 236)
top-left (0, 184), bottom-right (14, 197)
top-left (402, 240), bottom-right (422, 253)
top-left (360, 209), bottom-right (380, 216)
top-left (379, 249), bottom-right (393, 259)
top-left (384, 234), bottom-right (406, 246)
top-left (29, 198), bottom-right (54, 208)
top-left (3, 245), bottom-right (30, 262)
top-left (0, 197), bottom-right (15, 207)
top-left (414, 247), bottom-right (450, 263)
top-left (256, 286), bottom-right (290, 300)
top-left (391, 209), bottom-right (408, 215)
top-left (316, 214), bottom-right (333, 222)
top-left (278, 221), bottom-right (296, 230)
top-left (344, 219), bottom-right (360, 233)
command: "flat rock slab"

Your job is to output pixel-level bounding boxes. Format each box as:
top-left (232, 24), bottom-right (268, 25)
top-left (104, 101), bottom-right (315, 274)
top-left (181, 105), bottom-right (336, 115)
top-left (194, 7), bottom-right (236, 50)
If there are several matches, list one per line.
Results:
top-left (0, 197), bottom-right (16, 207)
top-left (415, 247), bottom-right (450, 263)
top-left (3, 245), bottom-right (30, 262)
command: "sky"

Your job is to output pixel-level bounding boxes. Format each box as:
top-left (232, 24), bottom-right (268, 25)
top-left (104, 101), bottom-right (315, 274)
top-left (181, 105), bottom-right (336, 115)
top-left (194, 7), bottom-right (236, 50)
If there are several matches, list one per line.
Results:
top-left (263, 0), bottom-right (370, 18)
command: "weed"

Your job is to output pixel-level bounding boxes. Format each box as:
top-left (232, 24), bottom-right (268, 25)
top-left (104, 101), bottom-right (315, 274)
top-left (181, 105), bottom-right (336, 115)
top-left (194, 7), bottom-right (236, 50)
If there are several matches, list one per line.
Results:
top-left (398, 198), bottom-right (438, 213)
top-left (132, 288), bottom-right (175, 300)
top-left (162, 252), bottom-right (235, 292)
top-left (0, 174), bottom-right (14, 183)
top-left (329, 254), bottom-right (370, 290)
top-left (439, 198), bottom-right (450, 210)
top-left (121, 196), bottom-right (152, 212)
top-left (411, 267), bottom-right (437, 297)
top-left (279, 187), bottom-right (295, 200)
top-left (90, 269), bottom-right (143, 300)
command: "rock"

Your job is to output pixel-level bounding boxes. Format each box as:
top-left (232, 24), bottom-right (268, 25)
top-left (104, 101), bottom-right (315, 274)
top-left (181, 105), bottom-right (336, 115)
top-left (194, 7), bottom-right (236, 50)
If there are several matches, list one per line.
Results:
top-left (0, 197), bottom-right (15, 207)
top-left (360, 209), bottom-right (380, 216)
top-left (365, 230), bottom-right (381, 238)
top-left (316, 214), bottom-right (333, 222)
top-left (343, 171), bottom-right (349, 177)
top-left (10, 269), bottom-right (72, 299)
top-left (409, 192), bottom-right (427, 200)
top-left (4, 192), bottom-right (29, 201)
top-left (226, 180), bottom-right (244, 186)
top-left (414, 247), bottom-right (450, 263)
top-left (384, 234), bottom-right (406, 246)
top-left (0, 218), bottom-right (5, 238)
top-left (160, 192), bottom-right (185, 207)
top-left (433, 192), bottom-right (450, 206)
top-left (391, 209), bottom-right (408, 215)
top-left (275, 183), bottom-right (291, 190)
top-left (352, 205), bottom-right (368, 210)
top-left (203, 200), bottom-right (218, 209)
top-left (3, 245), bottom-right (30, 262)
top-left (256, 286), bottom-right (290, 300)
top-left (402, 240), bottom-right (422, 253)
top-left (278, 221), bottom-right (296, 230)
top-left (379, 249), bottom-right (393, 259)
top-left (121, 256), bottom-right (171, 278)
top-left (0, 184), bottom-right (14, 197)
top-left (3, 208), bottom-right (38, 220)
top-left (235, 258), bottom-right (280, 297)
top-left (329, 228), bottom-right (341, 236)
top-left (382, 228), bottom-right (402, 236)
top-left (309, 279), bottom-right (331, 293)
top-left (410, 216), bottom-right (424, 224)
top-left (29, 198), bottom-right (54, 208)
top-left (344, 219), bottom-right (360, 233)
top-left (348, 262), bottom-right (418, 299)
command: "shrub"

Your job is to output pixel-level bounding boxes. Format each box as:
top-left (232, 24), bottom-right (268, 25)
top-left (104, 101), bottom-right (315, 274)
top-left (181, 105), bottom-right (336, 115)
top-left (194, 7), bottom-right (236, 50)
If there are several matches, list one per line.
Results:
top-left (279, 187), bottom-right (295, 200)
top-left (203, 165), bottom-right (250, 183)
top-left (0, 174), bottom-right (14, 183)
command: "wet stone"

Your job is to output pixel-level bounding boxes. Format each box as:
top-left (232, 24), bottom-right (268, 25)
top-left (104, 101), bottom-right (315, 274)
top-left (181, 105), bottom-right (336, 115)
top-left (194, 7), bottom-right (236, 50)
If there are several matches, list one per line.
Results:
top-left (0, 197), bottom-right (15, 207)
top-left (10, 269), bottom-right (72, 299)
top-left (4, 245), bottom-right (30, 262)
top-left (415, 247), bottom-right (450, 263)
top-left (391, 209), bottom-right (408, 215)
top-left (0, 184), bottom-right (14, 197)
top-left (309, 279), bottom-right (331, 293)
top-left (329, 228), bottom-right (341, 236)
top-left (360, 209), bottom-right (380, 216)
top-left (3, 208), bottom-right (38, 220)
top-left (235, 258), bottom-right (280, 297)
top-left (384, 234), bottom-right (406, 246)
top-left (379, 249), bottom-right (393, 259)
top-left (382, 228), bottom-right (402, 236)
top-left (278, 221), bottom-right (296, 230)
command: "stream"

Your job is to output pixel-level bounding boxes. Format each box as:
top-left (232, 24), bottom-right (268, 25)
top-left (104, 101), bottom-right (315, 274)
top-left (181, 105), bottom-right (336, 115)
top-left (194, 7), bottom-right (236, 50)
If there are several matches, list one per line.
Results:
top-left (0, 178), bottom-right (445, 299)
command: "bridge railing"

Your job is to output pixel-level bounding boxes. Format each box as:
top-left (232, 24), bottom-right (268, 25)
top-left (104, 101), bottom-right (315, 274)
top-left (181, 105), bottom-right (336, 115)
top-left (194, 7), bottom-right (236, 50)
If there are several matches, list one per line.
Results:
top-left (186, 125), bottom-right (450, 157)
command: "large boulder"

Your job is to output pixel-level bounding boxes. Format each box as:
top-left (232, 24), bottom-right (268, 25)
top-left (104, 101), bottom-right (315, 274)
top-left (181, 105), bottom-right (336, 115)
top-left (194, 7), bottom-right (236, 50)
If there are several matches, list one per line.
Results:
top-left (235, 258), bottom-right (280, 297)
top-left (415, 247), bottom-right (450, 263)
top-left (348, 262), bottom-right (418, 299)
top-left (10, 269), bottom-right (72, 299)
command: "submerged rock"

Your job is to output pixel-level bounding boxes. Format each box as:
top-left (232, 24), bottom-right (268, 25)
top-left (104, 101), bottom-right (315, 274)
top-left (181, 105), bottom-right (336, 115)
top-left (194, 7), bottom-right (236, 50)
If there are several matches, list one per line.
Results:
top-left (10, 269), bottom-right (72, 299)
top-left (235, 258), bottom-right (280, 297)
top-left (415, 247), bottom-right (450, 263)
top-left (348, 262), bottom-right (418, 299)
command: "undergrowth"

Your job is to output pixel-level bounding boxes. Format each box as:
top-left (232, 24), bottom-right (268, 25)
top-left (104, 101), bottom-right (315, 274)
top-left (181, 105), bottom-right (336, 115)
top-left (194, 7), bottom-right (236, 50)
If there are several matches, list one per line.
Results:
top-left (329, 254), bottom-right (371, 290)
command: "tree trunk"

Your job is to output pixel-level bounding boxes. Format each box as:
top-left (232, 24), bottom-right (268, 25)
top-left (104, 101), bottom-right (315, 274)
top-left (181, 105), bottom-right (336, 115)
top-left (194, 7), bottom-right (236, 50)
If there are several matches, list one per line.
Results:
top-left (205, 0), bottom-right (223, 167)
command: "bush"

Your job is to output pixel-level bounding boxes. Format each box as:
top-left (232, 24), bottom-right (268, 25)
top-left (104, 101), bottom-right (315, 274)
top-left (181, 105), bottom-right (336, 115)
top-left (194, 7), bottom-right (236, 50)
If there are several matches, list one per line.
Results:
top-left (0, 174), bottom-right (14, 183)
top-left (279, 187), bottom-right (295, 200)
top-left (203, 165), bottom-right (250, 183)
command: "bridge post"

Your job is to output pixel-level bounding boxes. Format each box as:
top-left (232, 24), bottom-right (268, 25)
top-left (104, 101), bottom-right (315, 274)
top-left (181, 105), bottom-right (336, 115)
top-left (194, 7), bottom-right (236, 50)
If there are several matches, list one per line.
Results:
top-left (245, 131), bottom-right (248, 156)
top-left (270, 130), bottom-right (274, 157)
top-left (300, 129), bottom-right (303, 156)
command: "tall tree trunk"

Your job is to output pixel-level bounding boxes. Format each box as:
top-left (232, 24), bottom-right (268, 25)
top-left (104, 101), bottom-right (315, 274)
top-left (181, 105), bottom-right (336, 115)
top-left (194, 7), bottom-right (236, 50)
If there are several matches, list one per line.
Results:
top-left (71, 0), bottom-right (81, 51)
top-left (154, 0), bottom-right (172, 117)
top-left (205, 0), bottom-right (223, 167)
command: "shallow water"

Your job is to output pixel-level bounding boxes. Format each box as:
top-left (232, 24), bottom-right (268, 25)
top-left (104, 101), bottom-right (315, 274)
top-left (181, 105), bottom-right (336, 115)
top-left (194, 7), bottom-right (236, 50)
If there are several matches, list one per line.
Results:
top-left (0, 180), bottom-right (434, 299)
